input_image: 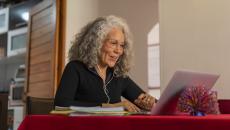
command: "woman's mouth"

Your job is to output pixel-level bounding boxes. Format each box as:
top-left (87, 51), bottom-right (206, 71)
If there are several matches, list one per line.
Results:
top-left (110, 56), bottom-right (118, 62)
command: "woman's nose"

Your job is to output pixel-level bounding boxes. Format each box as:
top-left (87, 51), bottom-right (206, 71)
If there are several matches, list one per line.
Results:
top-left (114, 45), bottom-right (123, 54)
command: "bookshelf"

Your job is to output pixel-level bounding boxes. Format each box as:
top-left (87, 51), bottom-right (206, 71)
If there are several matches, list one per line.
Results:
top-left (0, 1), bottom-right (42, 130)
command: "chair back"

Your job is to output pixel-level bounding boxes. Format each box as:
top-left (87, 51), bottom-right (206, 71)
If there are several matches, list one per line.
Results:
top-left (26, 96), bottom-right (54, 115)
top-left (218, 99), bottom-right (230, 114)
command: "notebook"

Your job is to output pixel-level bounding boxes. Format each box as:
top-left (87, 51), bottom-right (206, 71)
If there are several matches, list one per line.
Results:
top-left (150, 70), bottom-right (220, 115)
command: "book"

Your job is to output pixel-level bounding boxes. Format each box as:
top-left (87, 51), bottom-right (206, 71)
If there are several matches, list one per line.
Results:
top-left (70, 111), bottom-right (129, 116)
top-left (50, 110), bottom-right (75, 115)
top-left (54, 106), bottom-right (71, 111)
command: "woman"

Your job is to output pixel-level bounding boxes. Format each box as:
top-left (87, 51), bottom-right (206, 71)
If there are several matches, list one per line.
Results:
top-left (54, 15), bottom-right (156, 112)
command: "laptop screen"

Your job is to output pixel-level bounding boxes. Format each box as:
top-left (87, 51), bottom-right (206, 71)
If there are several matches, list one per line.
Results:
top-left (151, 70), bottom-right (219, 115)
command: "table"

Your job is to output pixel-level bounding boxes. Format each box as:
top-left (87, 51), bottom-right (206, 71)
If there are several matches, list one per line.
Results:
top-left (18, 114), bottom-right (230, 130)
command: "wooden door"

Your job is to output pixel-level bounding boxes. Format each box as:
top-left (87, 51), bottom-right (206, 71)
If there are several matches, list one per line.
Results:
top-left (25, 0), bottom-right (65, 98)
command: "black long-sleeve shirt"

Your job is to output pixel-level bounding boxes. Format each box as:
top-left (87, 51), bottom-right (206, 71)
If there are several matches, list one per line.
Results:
top-left (54, 60), bottom-right (144, 107)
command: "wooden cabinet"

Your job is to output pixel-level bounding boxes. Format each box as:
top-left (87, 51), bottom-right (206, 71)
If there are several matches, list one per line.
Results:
top-left (0, 0), bottom-right (66, 129)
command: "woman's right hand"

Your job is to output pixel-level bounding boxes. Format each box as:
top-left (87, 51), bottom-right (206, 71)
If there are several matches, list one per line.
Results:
top-left (102, 100), bottom-right (141, 112)
top-left (121, 100), bottom-right (141, 112)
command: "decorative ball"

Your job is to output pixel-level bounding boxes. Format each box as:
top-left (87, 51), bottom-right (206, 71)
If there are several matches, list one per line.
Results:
top-left (177, 85), bottom-right (219, 115)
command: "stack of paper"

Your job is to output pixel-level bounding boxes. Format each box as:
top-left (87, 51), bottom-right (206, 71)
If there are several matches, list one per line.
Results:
top-left (69, 106), bottom-right (127, 116)
top-left (70, 106), bottom-right (124, 112)
top-left (50, 106), bottom-right (128, 116)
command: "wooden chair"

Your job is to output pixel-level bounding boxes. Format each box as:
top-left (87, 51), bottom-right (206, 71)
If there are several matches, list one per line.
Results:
top-left (26, 96), bottom-right (54, 115)
top-left (0, 93), bottom-right (8, 130)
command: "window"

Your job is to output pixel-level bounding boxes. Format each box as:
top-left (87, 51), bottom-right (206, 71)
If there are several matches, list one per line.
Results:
top-left (147, 23), bottom-right (160, 98)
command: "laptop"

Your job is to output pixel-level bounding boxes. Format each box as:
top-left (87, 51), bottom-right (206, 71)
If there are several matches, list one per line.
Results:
top-left (150, 70), bottom-right (220, 115)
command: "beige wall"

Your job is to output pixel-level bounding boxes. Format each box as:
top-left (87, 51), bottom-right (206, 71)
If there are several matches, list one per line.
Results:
top-left (65, 0), bottom-right (99, 62)
top-left (98, 0), bottom-right (158, 91)
top-left (160, 0), bottom-right (230, 99)
top-left (65, 0), bottom-right (159, 91)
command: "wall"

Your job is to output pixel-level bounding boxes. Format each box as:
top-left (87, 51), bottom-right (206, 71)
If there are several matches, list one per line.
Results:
top-left (159, 0), bottom-right (230, 99)
top-left (65, 0), bottom-right (158, 91)
top-left (98, 0), bottom-right (158, 91)
top-left (0, 64), bottom-right (7, 91)
top-left (65, 0), bottom-right (99, 62)
top-left (0, 59), bottom-right (24, 92)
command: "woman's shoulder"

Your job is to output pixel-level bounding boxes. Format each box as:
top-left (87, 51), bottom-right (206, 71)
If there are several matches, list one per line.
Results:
top-left (67, 60), bottom-right (83, 65)
top-left (66, 60), bottom-right (86, 69)
top-left (115, 75), bottom-right (131, 81)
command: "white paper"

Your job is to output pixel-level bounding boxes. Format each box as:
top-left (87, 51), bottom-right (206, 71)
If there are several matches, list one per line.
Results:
top-left (70, 106), bottom-right (124, 112)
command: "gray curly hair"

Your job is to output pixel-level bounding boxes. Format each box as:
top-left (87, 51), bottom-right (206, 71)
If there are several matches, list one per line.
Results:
top-left (68, 15), bottom-right (133, 77)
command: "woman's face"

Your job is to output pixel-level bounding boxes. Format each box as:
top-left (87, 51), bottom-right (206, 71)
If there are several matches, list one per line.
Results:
top-left (99, 27), bottom-right (125, 68)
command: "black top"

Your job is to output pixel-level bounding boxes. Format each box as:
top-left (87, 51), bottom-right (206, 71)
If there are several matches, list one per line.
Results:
top-left (54, 60), bottom-right (144, 107)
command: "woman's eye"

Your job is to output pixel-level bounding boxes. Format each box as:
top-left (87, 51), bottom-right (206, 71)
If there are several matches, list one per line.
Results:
top-left (120, 44), bottom-right (125, 48)
top-left (109, 39), bottom-right (117, 44)
top-left (111, 41), bottom-right (117, 44)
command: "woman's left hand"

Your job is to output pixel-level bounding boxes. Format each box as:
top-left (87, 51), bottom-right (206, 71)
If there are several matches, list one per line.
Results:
top-left (134, 93), bottom-right (156, 111)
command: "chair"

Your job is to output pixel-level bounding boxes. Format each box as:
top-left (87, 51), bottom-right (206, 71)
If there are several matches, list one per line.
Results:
top-left (26, 96), bottom-right (54, 115)
top-left (0, 93), bottom-right (8, 130)
top-left (218, 99), bottom-right (230, 114)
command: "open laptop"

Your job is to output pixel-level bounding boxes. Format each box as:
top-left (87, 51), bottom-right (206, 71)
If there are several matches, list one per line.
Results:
top-left (150, 70), bottom-right (220, 115)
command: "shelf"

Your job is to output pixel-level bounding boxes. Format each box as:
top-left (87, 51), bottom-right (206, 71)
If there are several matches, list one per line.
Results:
top-left (0, 52), bottom-right (26, 65)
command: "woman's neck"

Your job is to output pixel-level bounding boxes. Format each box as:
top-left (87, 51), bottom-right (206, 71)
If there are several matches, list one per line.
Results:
top-left (97, 63), bottom-right (108, 72)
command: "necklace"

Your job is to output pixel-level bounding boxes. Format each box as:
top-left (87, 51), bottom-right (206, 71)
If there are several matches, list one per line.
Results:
top-left (96, 64), bottom-right (103, 74)
top-left (97, 64), bottom-right (110, 103)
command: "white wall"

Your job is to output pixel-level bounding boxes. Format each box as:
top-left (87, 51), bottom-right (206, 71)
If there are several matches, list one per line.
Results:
top-left (159, 0), bottom-right (230, 99)
top-left (98, 0), bottom-right (158, 91)
top-left (65, 0), bottom-right (99, 61)
top-left (66, 0), bottom-right (159, 92)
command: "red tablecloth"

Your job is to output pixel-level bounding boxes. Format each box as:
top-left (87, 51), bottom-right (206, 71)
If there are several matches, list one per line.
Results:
top-left (18, 114), bottom-right (230, 130)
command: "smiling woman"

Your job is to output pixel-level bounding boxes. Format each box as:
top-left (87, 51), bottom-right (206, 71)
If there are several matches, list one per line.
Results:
top-left (54, 15), bottom-right (157, 112)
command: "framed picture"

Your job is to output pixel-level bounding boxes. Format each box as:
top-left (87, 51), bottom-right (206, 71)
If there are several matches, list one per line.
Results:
top-left (7, 27), bottom-right (27, 57)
